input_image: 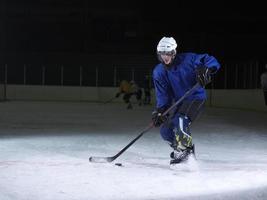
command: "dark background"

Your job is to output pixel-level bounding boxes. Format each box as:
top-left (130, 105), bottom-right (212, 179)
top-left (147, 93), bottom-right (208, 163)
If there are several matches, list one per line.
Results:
top-left (0, 0), bottom-right (267, 88)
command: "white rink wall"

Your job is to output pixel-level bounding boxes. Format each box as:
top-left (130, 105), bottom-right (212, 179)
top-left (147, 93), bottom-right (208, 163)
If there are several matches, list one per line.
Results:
top-left (5, 84), bottom-right (267, 112)
top-left (206, 89), bottom-right (267, 111)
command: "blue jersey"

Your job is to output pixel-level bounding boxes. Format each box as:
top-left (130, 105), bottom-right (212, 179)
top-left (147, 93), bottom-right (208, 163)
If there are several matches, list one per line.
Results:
top-left (153, 53), bottom-right (220, 110)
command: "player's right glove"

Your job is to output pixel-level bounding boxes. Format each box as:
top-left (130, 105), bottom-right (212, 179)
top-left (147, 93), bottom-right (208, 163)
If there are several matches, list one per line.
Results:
top-left (152, 108), bottom-right (168, 127)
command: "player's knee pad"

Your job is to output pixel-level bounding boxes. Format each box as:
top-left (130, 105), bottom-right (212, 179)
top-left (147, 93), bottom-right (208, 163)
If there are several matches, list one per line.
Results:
top-left (172, 115), bottom-right (192, 149)
top-left (159, 114), bottom-right (193, 148)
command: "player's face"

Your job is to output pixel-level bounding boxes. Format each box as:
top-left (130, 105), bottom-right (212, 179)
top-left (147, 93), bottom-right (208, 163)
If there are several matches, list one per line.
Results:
top-left (160, 54), bottom-right (172, 65)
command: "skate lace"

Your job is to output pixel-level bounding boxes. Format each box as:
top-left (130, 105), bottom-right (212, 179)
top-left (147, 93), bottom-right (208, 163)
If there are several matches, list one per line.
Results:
top-left (172, 147), bottom-right (193, 160)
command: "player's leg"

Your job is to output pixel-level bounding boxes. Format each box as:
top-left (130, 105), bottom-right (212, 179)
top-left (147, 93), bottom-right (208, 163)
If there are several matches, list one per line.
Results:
top-left (172, 99), bottom-right (205, 164)
top-left (123, 93), bottom-right (133, 109)
top-left (160, 99), bottom-right (205, 164)
top-left (159, 114), bottom-right (192, 164)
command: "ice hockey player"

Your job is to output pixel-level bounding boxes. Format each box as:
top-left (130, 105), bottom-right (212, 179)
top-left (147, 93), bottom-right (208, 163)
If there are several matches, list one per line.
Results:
top-left (115, 80), bottom-right (142, 109)
top-left (151, 37), bottom-right (220, 165)
top-left (129, 80), bottom-right (143, 107)
top-left (115, 80), bottom-right (133, 109)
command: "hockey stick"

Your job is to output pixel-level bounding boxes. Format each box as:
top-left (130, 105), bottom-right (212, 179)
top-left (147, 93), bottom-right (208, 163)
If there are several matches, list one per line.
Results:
top-left (89, 83), bottom-right (200, 163)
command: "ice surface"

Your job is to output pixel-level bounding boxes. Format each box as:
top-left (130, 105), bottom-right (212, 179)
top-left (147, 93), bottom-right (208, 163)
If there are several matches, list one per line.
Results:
top-left (1, 101), bottom-right (267, 200)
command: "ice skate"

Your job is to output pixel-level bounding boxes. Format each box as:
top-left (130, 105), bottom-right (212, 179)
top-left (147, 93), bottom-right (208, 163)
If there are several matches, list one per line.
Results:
top-left (170, 144), bottom-right (195, 165)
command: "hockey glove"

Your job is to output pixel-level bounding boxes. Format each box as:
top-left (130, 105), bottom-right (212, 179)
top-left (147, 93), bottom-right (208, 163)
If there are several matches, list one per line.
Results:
top-left (152, 109), bottom-right (168, 127)
top-left (196, 66), bottom-right (215, 87)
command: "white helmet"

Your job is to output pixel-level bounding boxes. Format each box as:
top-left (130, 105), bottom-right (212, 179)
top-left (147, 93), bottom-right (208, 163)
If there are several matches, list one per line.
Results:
top-left (157, 37), bottom-right (177, 54)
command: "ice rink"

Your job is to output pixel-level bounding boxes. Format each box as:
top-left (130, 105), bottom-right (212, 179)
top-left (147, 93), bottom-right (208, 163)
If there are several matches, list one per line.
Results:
top-left (1, 101), bottom-right (267, 200)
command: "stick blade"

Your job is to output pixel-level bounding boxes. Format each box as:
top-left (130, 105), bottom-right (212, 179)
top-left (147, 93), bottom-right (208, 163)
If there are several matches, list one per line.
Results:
top-left (89, 156), bottom-right (114, 163)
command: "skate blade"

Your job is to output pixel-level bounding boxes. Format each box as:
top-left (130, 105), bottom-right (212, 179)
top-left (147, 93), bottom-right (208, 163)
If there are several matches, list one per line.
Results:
top-left (170, 154), bottom-right (199, 172)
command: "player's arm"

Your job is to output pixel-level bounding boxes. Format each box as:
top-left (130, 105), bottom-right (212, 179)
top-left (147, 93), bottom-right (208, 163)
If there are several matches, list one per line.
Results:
top-left (152, 70), bottom-right (172, 126)
top-left (194, 54), bottom-right (221, 87)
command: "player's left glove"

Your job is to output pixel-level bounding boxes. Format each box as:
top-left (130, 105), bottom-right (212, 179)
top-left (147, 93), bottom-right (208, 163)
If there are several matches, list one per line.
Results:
top-left (196, 66), bottom-right (215, 87)
top-left (152, 108), bottom-right (168, 127)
